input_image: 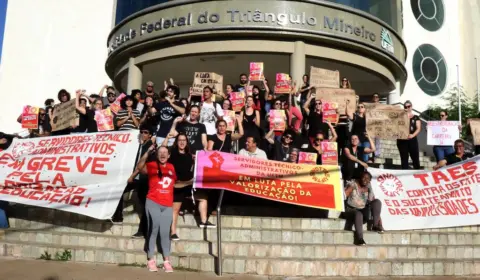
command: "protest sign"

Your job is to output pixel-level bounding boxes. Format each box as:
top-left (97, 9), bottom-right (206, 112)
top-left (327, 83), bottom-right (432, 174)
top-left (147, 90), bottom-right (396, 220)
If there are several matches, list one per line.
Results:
top-left (427, 121), bottom-right (459, 146)
top-left (322, 102), bottom-right (338, 123)
top-left (223, 110), bottom-right (236, 131)
top-left (246, 85), bottom-right (253, 96)
top-left (309, 66), bottom-right (340, 88)
top-left (274, 73), bottom-right (291, 94)
top-left (109, 93), bottom-right (126, 115)
top-left (249, 62), bottom-right (264, 81)
top-left (52, 99), bottom-right (79, 131)
top-left (315, 88), bottom-right (356, 113)
top-left (298, 152), bottom-right (317, 165)
top-left (192, 72), bottom-right (223, 96)
top-left (194, 151), bottom-right (344, 211)
top-left (95, 108), bottom-right (115, 132)
top-left (366, 107), bottom-right (409, 140)
top-left (0, 131), bottom-right (139, 220)
top-left (363, 102), bottom-right (400, 111)
top-left (230, 92), bottom-right (246, 112)
top-left (21, 106), bottom-right (39, 129)
top-left (369, 158), bottom-right (480, 230)
top-left (469, 119), bottom-right (480, 145)
top-left (269, 110), bottom-right (286, 131)
top-left (321, 141), bottom-right (338, 165)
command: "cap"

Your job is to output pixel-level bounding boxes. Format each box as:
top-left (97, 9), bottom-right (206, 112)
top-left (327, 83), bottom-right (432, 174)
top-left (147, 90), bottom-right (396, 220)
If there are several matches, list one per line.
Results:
top-left (146, 81), bottom-right (154, 86)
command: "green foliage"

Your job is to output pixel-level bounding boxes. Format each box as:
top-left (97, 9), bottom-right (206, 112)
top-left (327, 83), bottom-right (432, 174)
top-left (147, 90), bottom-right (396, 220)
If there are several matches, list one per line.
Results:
top-left (420, 84), bottom-right (479, 138)
top-left (39, 251), bottom-right (52, 260)
top-left (39, 249), bottom-right (72, 261)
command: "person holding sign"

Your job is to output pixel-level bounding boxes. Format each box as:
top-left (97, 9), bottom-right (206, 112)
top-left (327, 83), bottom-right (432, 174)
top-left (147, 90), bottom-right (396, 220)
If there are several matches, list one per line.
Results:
top-left (240, 96), bottom-right (261, 151)
top-left (342, 134), bottom-right (376, 181)
top-left (304, 124), bottom-right (338, 165)
top-left (346, 101), bottom-right (370, 162)
top-left (207, 117), bottom-right (244, 152)
top-left (341, 77), bottom-right (352, 89)
top-left (433, 139), bottom-right (473, 170)
top-left (75, 90), bottom-right (104, 133)
top-left (396, 101), bottom-right (421, 170)
top-left (303, 93), bottom-right (331, 145)
top-left (430, 111), bottom-right (457, 162)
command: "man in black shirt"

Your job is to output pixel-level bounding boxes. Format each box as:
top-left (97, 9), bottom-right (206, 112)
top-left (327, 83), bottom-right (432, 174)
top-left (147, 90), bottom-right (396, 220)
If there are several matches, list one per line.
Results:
top-left (234, 73), bottom-right (248, 92)
top-left (265, 129), bottom-right (295, 162)
top-left (433, 139), bottom-right (473, 170)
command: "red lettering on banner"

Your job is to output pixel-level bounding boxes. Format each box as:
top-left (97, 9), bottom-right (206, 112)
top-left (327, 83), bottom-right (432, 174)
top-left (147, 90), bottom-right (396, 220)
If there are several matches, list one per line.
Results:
top-left (51, 173), bottom-right (65, 186)
top-left (55, 156), bottom-right (73, 172)
top-left (91, 158), bottom-right (109, 175)
top-left (413, 173), bottom-right (429, 186)
top-left (76, 157), bottom-right (92, 172)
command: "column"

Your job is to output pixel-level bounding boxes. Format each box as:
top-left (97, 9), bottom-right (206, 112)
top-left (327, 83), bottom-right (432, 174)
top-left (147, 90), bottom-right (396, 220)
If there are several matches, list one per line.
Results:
top-left (290, 41), bottom-right (306, 86)
top-left (127, 57), bottom-right (142, 95)
top-left (387, 80), bottom-right (402, 105)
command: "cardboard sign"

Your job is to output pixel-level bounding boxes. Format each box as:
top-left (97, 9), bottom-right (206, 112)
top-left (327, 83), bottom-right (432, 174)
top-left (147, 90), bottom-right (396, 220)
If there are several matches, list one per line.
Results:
top-left (223, 110), bottom-right (236, 131)
top-left (249, 62), bottom-right (264, 81)
top-left (21, 106), bottom-right (39, 129)
top-left (192, 72), bottom-right (223, 96)
top-left (269, 110), bottom-right (286, 131)
top-left (469, 119), bottom-right (480, 145)
top-left (109, 93), bottom-right (126, 115)
top-left (230, 92), bottom-right (245, 112)
top-left (274, 73), bottom-right (290, 94)
top-left (52, 99), bottom-right (79, 131)
top-left (321, 141), bottom-right (338, 165)
top-left (309, 66), bottom-right (340, 88)
top-left (427, 121), bottom-right (459, 146)
top-left (363, 102), bottom-right (400, 111)
top-left (298, 152), bottom-right (317, 165)
top-left (366, 107), bottom-right (409, 140)
top-left (315, 88), bottom-right (356, 113)
top-left (95, 108), bottom-right (115, 132)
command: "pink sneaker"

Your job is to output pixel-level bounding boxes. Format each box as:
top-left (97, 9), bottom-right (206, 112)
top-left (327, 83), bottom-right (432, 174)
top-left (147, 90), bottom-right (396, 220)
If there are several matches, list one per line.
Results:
top-left (163, 260), bottom-right (173, 273)
top-left (147, 259), bottom-right (158, 272)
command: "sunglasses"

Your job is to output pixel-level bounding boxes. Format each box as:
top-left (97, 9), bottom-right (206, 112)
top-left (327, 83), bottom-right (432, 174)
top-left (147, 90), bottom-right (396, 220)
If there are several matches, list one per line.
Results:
top-left (358, 106), bottom-right (364, 109)
top-left (315, 102), bottom-right (322, 105)
top-left (275, 102), bottom-right (281, 105)
top-left (315, 138), bottom-right (324, 141)
top-left (108, 94), bottom-right (115, 97)
top-left (284, 135), bottom-right (293, 139)
top-left (140, 131), bottom-right (150, 134)
top-left (440, 114), bottom-right (446, 117)
top-left (404, 105), bottom-right (412, 109)
top-left (39, 113), bottom-right (46, 116)
top-left (342, 79), bottom-right (348, 82)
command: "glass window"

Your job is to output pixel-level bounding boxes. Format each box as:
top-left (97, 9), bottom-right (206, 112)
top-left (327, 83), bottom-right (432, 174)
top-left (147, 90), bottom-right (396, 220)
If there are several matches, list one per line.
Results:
top-left (412, 44), bottom-right (447, 96)
top-left (410, 0), bottom-right (444, 32)
top-left (115, 0), bottom-right (170, 25)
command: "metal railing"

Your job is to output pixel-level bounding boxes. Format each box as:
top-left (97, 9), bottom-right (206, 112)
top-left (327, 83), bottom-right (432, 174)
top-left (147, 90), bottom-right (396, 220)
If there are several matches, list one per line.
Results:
top-left (215, 189), bottom-right (225, 276)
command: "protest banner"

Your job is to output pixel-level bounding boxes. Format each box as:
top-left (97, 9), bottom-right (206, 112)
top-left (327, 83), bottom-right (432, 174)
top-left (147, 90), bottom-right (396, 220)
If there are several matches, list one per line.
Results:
top-left (309, 66), bottom-right (340, 88)
top-left (249, 62), bottom-right (264, 81)
top-left (194, 151), bottom-right (344, 211)
top-left (427, 121), bottom-right (459, 146)
top-left (230, 92), bottom-right (246, 112)
top-left (274, 73), bottom-right (291, 94)
top-left (269, 110), bottom-right (286, 131)
top-left (223, 110), bottom-right (236, 131)
top-left (315, 88), bottom-right (356, 113)
top-left (109, 93), bottom-right (126, 115)
top-left (95, 108), bottom-right (115, 132)
top-left (192, 72), bottom-right (223, 96)
top-left (298, 152), bottom-right (317, 165)
top-left (21, 106), bottom-right (39, 129)
top-left (369, 157), bottom-right (480, 230)
top-left (468, 119), bottom-right (480, 145)
top-left (322, 102), bottom-right (338, 123)
top-left (366, 107), bottom-right (409, 140)
top-left (321, 141), bottom-right (338, 165)
top-left (0, 131), bottom-right (139, 220)
top-left (52, 99), bottom-right (79, 131)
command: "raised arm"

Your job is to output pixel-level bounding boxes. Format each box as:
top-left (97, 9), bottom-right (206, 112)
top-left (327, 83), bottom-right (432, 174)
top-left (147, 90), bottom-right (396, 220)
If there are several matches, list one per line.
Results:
top-left (232, 115), bottom-right (244, 141)
top-left (75, 91), bottom-right (87, 115)
top-left (346, 99), bottom-right (354, 120)
top-left (263, 79), bottom-right (270, 101)
top-left (166, 96), bottom-right (185, 115)
top-left (327, 121), bottom-right (338, 142)
top-left (363, 134), bottom-right (376, 154)
top-left (265, 129), bottom-right (275, 145)
top-left (98, 85), bottom-right (108, 97)
top-left (303, 93), bottom-right (314, 115)
top-left (136, 145), bottom-right (155, 172)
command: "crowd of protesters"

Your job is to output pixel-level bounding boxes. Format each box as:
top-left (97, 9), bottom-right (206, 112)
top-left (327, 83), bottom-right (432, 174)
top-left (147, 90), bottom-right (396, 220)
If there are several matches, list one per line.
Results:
top-left (0, 71), bottom-right (475, 271)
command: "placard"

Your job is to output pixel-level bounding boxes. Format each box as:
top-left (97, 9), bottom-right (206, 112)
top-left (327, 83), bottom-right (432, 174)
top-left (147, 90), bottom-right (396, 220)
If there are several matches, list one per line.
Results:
top-left (322, 102), bottom-right (338, 123)
top-left (274, 73), bottom-right (291, 94)
top-left (469, 119), bottom-right (480, 145)
top-left (249, 62), bottom-right (264, 81)
top-left (315, 88), bottom-right (356, 113)
top-left (52, 99), bottom-right (79, 131)
top-left (109, 93), bottom-right (126, 115)
top-left (366, 107), bottom-right (409, 140)
top-left (427, 121), bottom-right (459, 146)
top-left (321, 141), bottom-right (338, 165)
top-left (269, 110), bottom-right (286, 131)
top-left (192, 72), bottom-right (223, 96)
top-left (298, 152), bottom-right (317, 165)
top-left (95, 108), bottom-right (115, 132)
top-left (223, 110), bottom-right (236, 131)
top-left (309, 66), bottom-right (340, 88)
top-left (246, 85), bottom-right (253, 96)
top-left (21, 106), bottom-right (39, 129)
top-left (230, 92), bottom-right (245, 112)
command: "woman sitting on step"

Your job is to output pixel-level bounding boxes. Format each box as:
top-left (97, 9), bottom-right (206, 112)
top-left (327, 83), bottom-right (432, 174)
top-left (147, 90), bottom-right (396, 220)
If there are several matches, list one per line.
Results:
top-left (344, 171), bottom-right (384, 246)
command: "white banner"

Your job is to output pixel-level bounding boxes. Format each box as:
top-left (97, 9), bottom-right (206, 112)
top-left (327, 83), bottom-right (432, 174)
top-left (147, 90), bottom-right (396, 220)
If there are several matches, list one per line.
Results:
top-left (369, 157), bottom-right (480, 230)
top-left (0, 131), bottom-right (139, 219)
top-left (427, 121), bottom-right (459, 146)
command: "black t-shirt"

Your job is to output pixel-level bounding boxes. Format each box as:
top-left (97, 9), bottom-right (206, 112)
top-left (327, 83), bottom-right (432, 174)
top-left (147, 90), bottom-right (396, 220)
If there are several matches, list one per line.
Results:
top-left (155, 101), bottom-right (185, 137)
top-left (234, 84), bottom-right (247, 92)
top-left (409, 115), bottom-right (421, 135)
top-left (351, 113), bottom-right (367, 142)
top-left (307, 111), bottom-right (329, 138)
top-left (169, 149), bottom-right (193, 181)
top-left (342, 145), bottom-right (365, 180)
top-left (273, 141), bottom-right (292, 162)
top-left (177, 122), bottom-right (207, 153)
top-left (86, 110), bottom-right (98, 133)
top-left (445, 153), bottom-right (473, 166)
top-left (72, 112), bottom-right (88, 133)
top-left (210, 134), bottom-right (232, 153)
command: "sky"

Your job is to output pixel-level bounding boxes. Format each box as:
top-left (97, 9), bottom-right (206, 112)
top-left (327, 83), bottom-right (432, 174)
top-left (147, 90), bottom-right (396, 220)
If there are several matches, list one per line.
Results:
top-left (0, 0), bottom-right (7, 62)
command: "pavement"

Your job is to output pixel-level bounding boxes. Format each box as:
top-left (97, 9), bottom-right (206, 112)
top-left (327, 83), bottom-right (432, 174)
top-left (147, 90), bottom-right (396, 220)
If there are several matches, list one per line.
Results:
top-left (0, 257), bottom-right (478, 280)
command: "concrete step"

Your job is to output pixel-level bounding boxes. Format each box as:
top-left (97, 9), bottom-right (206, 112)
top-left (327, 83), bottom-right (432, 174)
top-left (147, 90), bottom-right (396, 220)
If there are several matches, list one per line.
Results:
top-left (0, 240), bottom-right (478, 277)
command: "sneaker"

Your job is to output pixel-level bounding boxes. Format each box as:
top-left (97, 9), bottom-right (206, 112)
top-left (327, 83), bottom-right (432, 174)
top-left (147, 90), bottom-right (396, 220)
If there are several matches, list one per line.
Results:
top-left (354, 238), bottom-right (367, 246)
top-left (199, 221), bottom-right (216, 228)
top-left (372, 225), bottom-right (385, 234)
top-left (170, 234), bottom-right (180, 241)
top-left (147, 259), bottom-right (158, 272)
top-left (131, 232), bottom-right (144, 238)
top-left (163, 260), bottom-right (174, 273)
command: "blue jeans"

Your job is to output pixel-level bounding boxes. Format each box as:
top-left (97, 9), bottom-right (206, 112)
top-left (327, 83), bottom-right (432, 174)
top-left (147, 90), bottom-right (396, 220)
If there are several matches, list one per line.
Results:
top-left (265, 102), bottom-right (272, 114)
top-left (0, 201), bottom-right (9, 228)
top-left (433, 146), bottom-right (455, 162)
top-left (359, 141), bottom-right (371, 162)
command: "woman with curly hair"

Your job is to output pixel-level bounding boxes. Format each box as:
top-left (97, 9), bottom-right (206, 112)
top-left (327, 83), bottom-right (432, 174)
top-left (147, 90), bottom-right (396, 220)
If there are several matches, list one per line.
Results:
top-left (116, 95), bottom-right (140, 130)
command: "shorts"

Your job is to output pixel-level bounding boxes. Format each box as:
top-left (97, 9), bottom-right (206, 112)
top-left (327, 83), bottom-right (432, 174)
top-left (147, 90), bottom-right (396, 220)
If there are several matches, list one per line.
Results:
top-left (173, 185), bottom-right (208, 203)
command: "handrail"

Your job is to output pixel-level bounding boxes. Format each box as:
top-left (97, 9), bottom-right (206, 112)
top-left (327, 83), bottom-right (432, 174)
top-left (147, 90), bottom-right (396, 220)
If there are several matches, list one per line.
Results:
top-left (215, 189), bottom-right (225, 276)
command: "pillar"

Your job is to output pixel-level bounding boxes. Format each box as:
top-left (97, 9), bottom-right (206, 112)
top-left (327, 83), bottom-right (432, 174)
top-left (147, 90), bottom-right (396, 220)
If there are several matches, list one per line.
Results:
top-left (290, 41), bottom-right (306, 87)
top-left (388, 80), bottom-right (402, 105)
top-left (127, 57), bottom-right (142, 95)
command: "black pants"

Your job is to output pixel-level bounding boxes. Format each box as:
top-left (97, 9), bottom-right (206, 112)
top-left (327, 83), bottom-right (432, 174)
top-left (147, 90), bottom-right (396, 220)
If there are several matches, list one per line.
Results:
top-left (475, 145), bottom-right (480, 155)
top-left (396, 138), bottom-right (420, 170)
top-left (346, 199), bottom-right (382, 239)
top-left (113, 179), bottom-right (148, 235)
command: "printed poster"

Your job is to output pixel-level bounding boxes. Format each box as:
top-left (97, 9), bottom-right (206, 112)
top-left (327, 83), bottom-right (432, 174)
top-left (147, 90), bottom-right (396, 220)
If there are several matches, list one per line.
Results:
top-left (321, 141), bottom-right (338, 165)
top-left (249, 62), bottom-right (264, 81)
top-left (21, 106), bottom-right (39, 129)
top-left (269, 110), bottom-right (286, 131)
top-left (298, 152), bottom-right (317, 165)
top-left (274, 73), bottom-right (290, 94)
top-left (223, 110), bottom-right (236, 131)
top-left (109, 93), bottom-right (126, 115)
top-left (95, 108), bottom-right (115, 132)
top-left (230, 92), bottom-right (245, 112)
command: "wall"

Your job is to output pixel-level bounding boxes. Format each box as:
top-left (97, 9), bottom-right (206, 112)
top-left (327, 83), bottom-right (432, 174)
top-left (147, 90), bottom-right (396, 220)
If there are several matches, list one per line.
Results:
top-left (0, 0), bottom-right (115, 133)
